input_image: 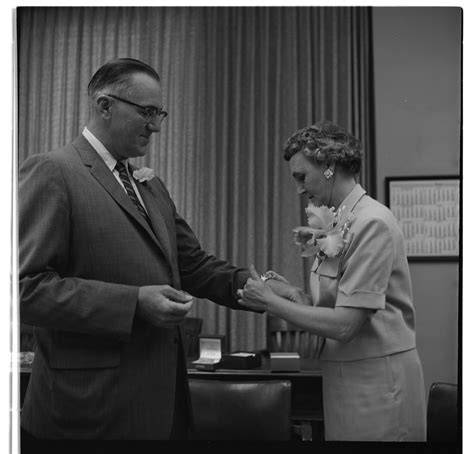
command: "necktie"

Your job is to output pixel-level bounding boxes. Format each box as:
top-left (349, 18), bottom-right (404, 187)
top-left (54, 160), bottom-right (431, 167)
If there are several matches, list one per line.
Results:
top-left (115, 160), bottom-right (150, 223)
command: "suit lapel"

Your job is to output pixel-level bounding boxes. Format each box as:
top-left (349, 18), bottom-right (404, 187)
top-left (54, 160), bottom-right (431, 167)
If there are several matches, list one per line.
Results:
top-left (72, 136), bottom-right (172, 263)
top-left (135, 179), bottom-right (174, 267)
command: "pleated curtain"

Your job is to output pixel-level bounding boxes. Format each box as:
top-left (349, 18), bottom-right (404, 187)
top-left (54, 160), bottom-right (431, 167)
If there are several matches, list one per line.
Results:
top-left (17, 6), bottom-right (374, 352)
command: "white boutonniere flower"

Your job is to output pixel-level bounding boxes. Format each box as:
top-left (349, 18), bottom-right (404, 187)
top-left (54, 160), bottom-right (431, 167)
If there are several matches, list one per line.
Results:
top-left (133, 167), bottom-right (155, 183)
top-left (292, 204), bottom-right (353, 259)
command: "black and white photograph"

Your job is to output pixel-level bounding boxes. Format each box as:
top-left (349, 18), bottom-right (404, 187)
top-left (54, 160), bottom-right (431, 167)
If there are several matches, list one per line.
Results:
top-left (4, 2), bottom-right (464, 452)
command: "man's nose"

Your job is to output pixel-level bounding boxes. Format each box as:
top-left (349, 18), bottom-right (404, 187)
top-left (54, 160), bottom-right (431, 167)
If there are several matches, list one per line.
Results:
top-left (147, 117), bottom-right (161, 133)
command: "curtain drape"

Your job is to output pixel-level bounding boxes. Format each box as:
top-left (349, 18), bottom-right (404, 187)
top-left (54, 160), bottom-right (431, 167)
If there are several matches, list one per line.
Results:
top-left (17, 6), bottom-right (374, 352)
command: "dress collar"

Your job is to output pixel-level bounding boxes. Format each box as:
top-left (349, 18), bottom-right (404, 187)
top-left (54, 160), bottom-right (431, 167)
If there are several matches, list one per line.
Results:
top-left (337, 184), bottom-right (366, 223)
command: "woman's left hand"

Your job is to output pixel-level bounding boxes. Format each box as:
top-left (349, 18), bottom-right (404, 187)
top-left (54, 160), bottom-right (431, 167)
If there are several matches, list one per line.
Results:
top-left (237, 265), bottom-right (276, 311)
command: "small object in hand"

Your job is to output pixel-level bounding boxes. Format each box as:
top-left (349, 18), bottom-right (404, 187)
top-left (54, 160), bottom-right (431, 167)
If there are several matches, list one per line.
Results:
top-left (180, 290), bottom-right (193, 301)
top-left (260, 270), bottom-right (287, 283)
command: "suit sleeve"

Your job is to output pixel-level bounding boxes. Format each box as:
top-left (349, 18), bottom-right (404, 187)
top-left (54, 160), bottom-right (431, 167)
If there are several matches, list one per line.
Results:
top-left (19, 154), bottom-right (137, 341)
top-left (150, 180), bottom-right (251, 310)
top-left (174, 212), bottom-right (252, 310)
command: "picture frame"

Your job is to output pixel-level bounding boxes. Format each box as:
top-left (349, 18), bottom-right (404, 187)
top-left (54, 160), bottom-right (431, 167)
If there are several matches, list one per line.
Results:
top-left (385, 176), bottom-right (460, 262)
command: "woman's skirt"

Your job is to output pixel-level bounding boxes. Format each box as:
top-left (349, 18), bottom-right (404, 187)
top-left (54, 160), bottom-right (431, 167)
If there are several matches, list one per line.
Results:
top-left (320, 348), bottom-right (426, 441)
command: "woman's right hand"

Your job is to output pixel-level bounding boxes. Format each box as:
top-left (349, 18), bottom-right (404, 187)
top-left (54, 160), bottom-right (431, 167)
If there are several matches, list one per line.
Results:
top-left (265, 279), bottom-right (296, 299)
top-left (237, 265), bottom-right (276, 311)
top-left (265, 279), bottom-right (312, 306)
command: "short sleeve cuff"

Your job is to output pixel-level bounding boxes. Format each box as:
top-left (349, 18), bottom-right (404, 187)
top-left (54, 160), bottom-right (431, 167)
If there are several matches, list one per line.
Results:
top-left (336, 289), bottom-right (385, 311)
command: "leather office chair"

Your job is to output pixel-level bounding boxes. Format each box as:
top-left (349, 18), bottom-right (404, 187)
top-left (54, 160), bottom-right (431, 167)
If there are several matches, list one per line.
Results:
top-left (427, 382), bottom-right (458, 442)
top-left (188, 379), bottom-right (292, 440)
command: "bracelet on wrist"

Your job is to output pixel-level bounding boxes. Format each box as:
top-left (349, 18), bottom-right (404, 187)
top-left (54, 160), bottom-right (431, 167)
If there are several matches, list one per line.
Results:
top-left (260, 271), bottom-right (285, 283)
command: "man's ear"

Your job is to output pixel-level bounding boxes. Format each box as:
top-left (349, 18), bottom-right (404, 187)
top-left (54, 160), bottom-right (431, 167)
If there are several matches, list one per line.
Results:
top-left (96, 95), bottom-right (111, 116)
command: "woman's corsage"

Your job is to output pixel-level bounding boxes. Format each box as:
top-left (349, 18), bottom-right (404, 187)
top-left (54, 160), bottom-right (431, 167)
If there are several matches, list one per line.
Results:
top-left (132, 167), bottom-right (155, 183)
top-left (293, 204), bottom-right (353, 259)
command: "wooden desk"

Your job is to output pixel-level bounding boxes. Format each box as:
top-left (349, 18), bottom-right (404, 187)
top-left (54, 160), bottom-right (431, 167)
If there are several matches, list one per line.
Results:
top-left (187, 356), bottom-right (324, 440)
top-left (20, 356), bottom-right (325, 440)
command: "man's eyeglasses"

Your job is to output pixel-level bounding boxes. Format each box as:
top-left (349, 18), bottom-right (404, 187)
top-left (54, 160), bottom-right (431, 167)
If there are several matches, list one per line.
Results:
top-left (105, 94), bottom-right (168, 123)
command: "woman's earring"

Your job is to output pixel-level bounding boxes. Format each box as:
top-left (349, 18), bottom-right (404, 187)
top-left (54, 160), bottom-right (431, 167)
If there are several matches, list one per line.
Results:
top-left (323, 167), bottom-right (334, 180)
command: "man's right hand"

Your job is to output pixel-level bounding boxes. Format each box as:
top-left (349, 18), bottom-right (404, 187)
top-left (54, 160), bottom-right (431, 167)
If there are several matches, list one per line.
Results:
top-left (137, 285), bottom-right (194, 327)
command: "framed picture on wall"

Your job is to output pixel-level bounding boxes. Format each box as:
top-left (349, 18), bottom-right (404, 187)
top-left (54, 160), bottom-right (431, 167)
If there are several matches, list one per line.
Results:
top-left (385, 176), bottom-right (460, 261)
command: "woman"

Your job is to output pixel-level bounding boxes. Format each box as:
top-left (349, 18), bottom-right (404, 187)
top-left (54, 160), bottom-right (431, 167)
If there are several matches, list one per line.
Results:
top-left (238, 120), bottom-right (426, 441)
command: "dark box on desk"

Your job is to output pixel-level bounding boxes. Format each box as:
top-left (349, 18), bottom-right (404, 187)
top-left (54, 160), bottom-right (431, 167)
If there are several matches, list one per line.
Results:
top-left (220, 351), bottom-right (262, 369)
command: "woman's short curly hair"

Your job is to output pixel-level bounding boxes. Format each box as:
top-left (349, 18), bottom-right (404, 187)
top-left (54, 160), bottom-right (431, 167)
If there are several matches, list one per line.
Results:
top-left (283, 120), bottom-right (362, 175)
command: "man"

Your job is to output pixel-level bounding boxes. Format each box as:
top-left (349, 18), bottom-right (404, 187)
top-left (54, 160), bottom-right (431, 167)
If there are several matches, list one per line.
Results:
top-left (19, 58), bottom-right (251, 440)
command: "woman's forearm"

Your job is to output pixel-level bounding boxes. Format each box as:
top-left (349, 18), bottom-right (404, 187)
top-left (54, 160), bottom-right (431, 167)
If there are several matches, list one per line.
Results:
top-left (267, 294), bottom-right (368, 343)
top-left (265, 281), bottom-right (312, 305)
top-left (240, 271), bottom-right (368, 342)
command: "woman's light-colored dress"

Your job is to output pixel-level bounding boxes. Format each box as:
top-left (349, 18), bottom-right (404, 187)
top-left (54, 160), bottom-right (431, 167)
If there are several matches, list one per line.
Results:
top-left (311, 184), bottom-right (426, 441)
